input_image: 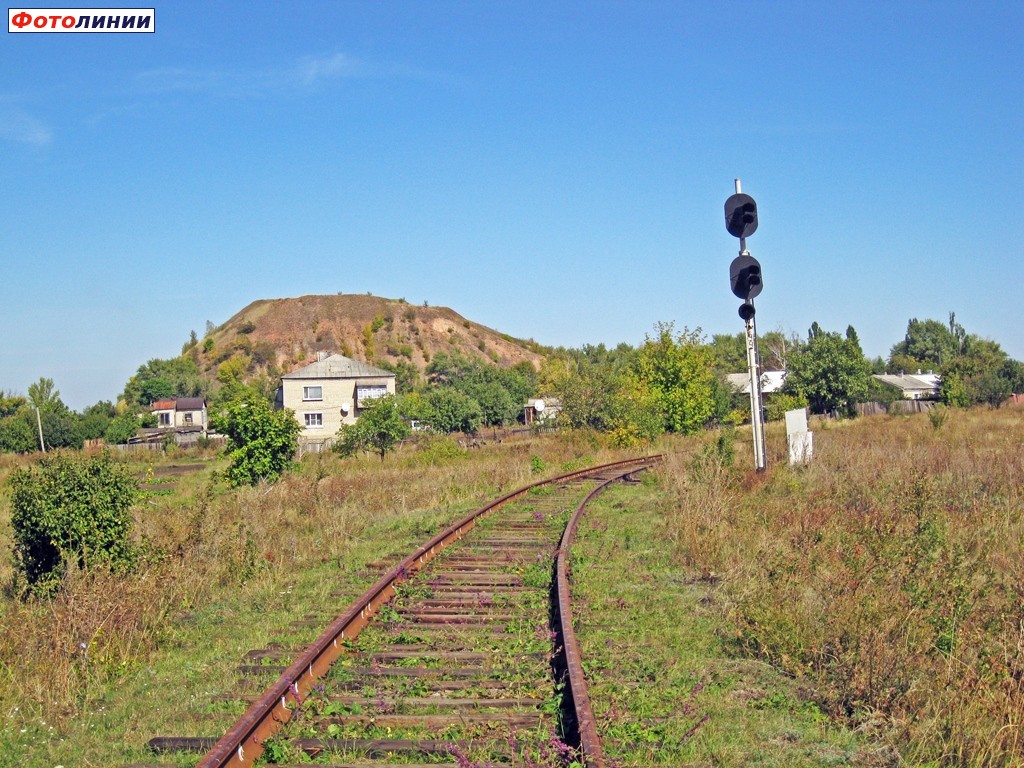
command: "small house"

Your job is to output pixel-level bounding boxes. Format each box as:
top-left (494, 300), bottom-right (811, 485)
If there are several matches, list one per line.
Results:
top-left (726, 371), bottom-right (787, 394)
top-left (151, 397), bottom-right (208, 429)
top-left (872, 371), bottom-right (941, 400)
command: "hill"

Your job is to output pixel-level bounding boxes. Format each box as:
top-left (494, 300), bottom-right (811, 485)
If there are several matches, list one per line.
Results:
top-left (190, 294), bottom-right (549, 384)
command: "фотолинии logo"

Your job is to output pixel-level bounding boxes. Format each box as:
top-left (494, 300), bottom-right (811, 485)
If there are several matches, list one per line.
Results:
top-left (8, 8), bottom-right (155, 32)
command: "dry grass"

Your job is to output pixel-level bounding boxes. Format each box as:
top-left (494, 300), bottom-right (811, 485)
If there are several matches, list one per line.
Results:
top-left (0, 430), bottom-right (629, 738)
top-left (664, 406), bottom-right (1024, 766)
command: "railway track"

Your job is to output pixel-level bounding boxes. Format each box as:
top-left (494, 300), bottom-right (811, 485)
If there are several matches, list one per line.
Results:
top-left (135, 455), bottom-right (659, 768)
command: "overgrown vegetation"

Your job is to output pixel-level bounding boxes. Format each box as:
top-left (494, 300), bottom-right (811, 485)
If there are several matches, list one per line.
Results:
top-left (208, 387), bottom-right (301, 486)
top-left (0, 430), bottom-right (624, 765)
top-left (334, 394), bottom-right (410, 460)
top-left (664, 407), bottom-right (1024, 765)
top-left (9, 451), bottom-right (139, 595)
top-left (0, 407), bottom-right (1021, 765)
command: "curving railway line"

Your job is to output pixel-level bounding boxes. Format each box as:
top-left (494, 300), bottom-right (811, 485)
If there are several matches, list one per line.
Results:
top-left (136, 455), bottom-right (660, 768)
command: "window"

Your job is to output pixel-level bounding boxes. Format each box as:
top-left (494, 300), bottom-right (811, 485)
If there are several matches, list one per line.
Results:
top-left (304, 412), bottom-right (324, 429)
top-left (302, 385), bottom-right (323, 401)
top-left (158, 412), bottom-right (171, 426)
top-left (356, 384), bottom-right (387, 405)
top-left (184, 412), bottom-right (193, 424)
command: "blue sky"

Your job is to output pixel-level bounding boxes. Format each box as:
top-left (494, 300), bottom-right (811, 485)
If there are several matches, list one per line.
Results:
top-left (3, 1), bottom-right (1021, 410)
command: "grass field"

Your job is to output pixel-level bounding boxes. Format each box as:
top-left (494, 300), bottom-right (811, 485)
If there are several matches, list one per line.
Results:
top-left (0, 408), bottom-right (1020, 766)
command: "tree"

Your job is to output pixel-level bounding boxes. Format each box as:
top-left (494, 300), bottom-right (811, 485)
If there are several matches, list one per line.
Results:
top-left (334, 396), bottom-right (410, 461)
top-left (0, 391), bottom-right (27, 417)
top-left (209, 388), bottom-right (301, 486)
top-left (784, 324), bottom-right (870, 417)
top-left (121, 357), bottom-right (204, 408)
top-left (556, 361), bottom-right (617, 431)
top-left (605, 373), bottom-right (663, 447)
top-left (709, 333), bottom-right (747, 373)
top-left (27, 377), bottom-right (64, 412)
top-left (425, 388), bottom-right (482, 434)
top-left (376, 360), bottom-right (420, 393)
top-left (0, 412), bottom-right (37, 453)
top-left (9, 451), bottom-right (139, 595)
top-left (105, 413), bottom-right (142, 445)
top-left (635, 323), bottom-right (718, 435)
top-left (79, 401), bottom-right (117, 441)
top-left (38, 409), bottom-right (83, 449)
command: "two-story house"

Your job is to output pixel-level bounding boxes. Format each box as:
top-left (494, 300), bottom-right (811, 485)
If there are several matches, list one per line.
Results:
top-left (278, 353), bottom-right (397, 442)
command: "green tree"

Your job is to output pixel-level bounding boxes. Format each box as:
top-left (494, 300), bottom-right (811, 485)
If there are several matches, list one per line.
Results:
top-left (889, 316), bottom-right (963, 370)
top-left (556, 362), bottom-right (617, 431)
top-left (376, 360), bottom-right (420, 393)
top-left (635, 322), bottom-right (718, 435)
top-left (9, 452), bottom-right (139, 595)
top-left (334, 395), bottom-right (410, 461)
top-left (0, 391), bottom-right (27, 417)
top-left (784, 324), bottom-right (870, 417)
top-left (605, 373), bottom-right (663, 447)
top-left (0, 412), bottom-right (38, 453)
top-left (104, 413), bottom-right (142, 445)
top-left (209, 388), bottom-right (301, 486)
top-left (39, 409), bottom-right (83, 449)
top-left (79, 401), bottom-right (117, 441)
top-left (27, 377), bottom-right (62, 411)
top-left (121, 357), bottom-right (204, 408)
top-left (425, 388), bottom-right (483, 434)
top-left (709, 333), bottom-right (747, 373)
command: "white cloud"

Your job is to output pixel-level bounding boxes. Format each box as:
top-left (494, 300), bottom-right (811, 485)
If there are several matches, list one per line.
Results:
top-left (134, 53), bottom-right (371, 98)
top-left (296, 53), bottom-right (366, 86)
top-left (0, 108), bottom-right (52, 146)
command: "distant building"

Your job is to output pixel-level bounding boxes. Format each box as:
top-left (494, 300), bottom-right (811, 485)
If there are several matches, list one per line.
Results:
top-left (151, 397), bottom-right (208, 429)
top-left (278, 353), bottom-right (397, 441)
top-left (726, 371), bottom-right (787, 395)
top-left (524, 397), bottom-right (561, 425)
top-left (872, 371), bottom-right (941, 400)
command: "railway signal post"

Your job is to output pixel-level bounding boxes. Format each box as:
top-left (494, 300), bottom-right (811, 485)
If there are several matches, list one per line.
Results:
top-left (725, 179), bottom-right (767, 471)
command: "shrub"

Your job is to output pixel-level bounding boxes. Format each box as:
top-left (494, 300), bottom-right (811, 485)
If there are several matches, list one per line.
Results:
top-left (765, 392), bottom-right (808, 422)
top-left (209, 390), bottom-right (302, 486)
top-left (104, 413), bottom-right (141, 445)
top-left (9, 452), bottom-right (139, 595)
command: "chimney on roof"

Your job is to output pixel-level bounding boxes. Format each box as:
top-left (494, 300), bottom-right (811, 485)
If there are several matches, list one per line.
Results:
top-left (317, 351), bottom-right (329, 362)
top-left (917, 369), bottom-right (922, 375)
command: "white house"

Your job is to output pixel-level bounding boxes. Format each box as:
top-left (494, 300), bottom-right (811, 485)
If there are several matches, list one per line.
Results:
top-left (278, 353), bottom-right (397, 440)
top-left (524, 397), bottom-right (561, 425)
top-left (151, 397), bottom-right (208, 429)
top-left (726, 371), bottom-right (787, 395)
top-left (872, 371), bottom-right (941, 400)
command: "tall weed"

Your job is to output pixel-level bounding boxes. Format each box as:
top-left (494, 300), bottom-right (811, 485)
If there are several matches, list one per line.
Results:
top-left (665, 408), bottom-right (1024, 765)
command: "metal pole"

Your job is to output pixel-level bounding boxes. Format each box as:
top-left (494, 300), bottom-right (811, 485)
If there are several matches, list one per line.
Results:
top-left (735, 178), bottom-right (747, 254)
top-left (745, 309), bottom-right (766, 471)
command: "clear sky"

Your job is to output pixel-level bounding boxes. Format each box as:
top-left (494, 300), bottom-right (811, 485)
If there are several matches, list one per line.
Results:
top-left (3, 1), bottom-right (1021, 410)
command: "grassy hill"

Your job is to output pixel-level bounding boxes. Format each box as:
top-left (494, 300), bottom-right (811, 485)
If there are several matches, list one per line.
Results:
top-left (191, 293), bottom-right (549, 383)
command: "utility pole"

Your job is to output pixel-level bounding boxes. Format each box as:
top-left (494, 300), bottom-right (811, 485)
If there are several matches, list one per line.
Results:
top-left (35, 406), bottom-right (46, 453)
top-left (724, 179), bottom-right (766, 471)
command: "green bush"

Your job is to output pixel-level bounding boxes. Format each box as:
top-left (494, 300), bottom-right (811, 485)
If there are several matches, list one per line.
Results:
top-left (8, 452), bottom-right (139, 595)
top-left (210, 389), bottom-right (301, 486)
top-left (104, 413), bottom-right (141, 444)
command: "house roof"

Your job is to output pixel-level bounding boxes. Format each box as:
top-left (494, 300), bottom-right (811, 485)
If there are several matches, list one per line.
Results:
top-left (281, 354), bottom-right (395, 380)
top-left (151, 399), bottom-right (176, 411)
top-left (175, 397), bottom-right (206, 411)
top-left (872, 373), bottom-right (941, 392)
top-left (726, 371), bottom-right (787, 394)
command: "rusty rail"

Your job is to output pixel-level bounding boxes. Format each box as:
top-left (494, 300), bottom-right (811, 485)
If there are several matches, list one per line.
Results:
top-left (195, 454), bottom-right (660, 768)
top-left (556, 466), bottom-right (652, 767)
